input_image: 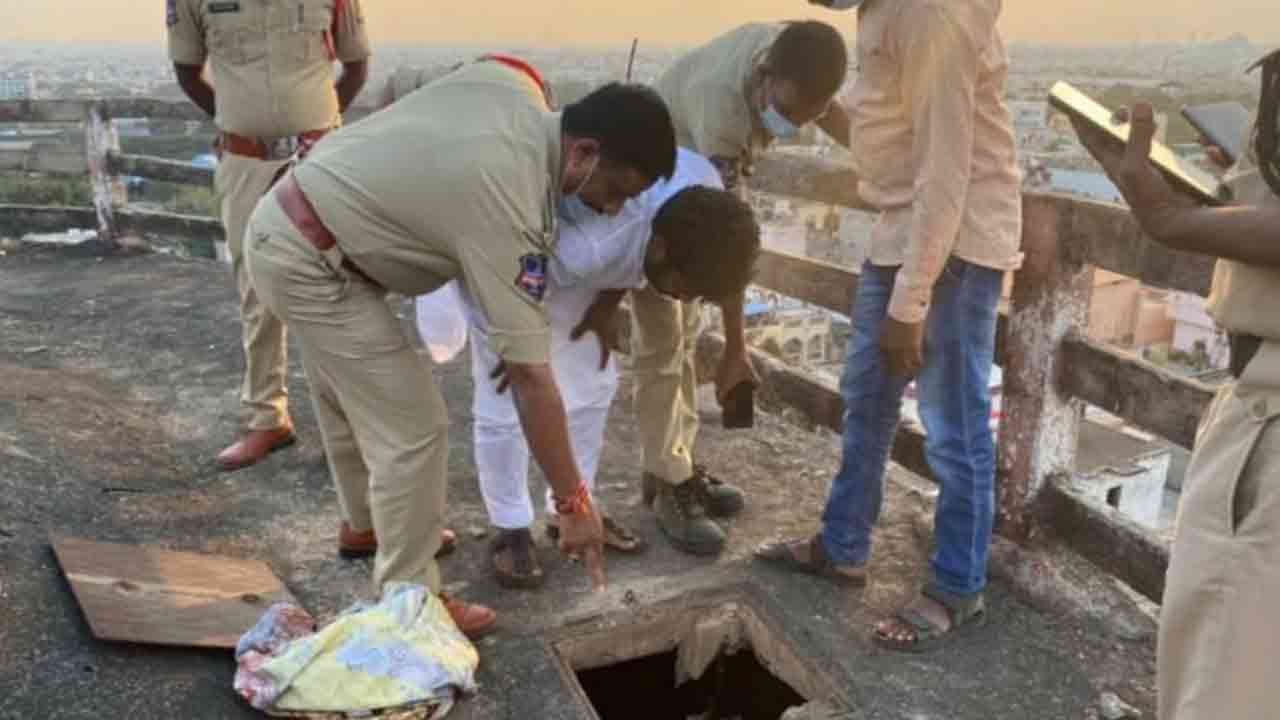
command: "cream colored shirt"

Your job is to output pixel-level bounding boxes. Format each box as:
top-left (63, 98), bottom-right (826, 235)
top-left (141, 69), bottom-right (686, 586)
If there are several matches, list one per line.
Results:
top-left (167, 0), bottom-right (371, 139)
top-left (653, 23), bottom-right (781, 190)
top-left (294, 61), bottom-right (560, 365)
top-left (850, 0), bottom-right (1023, 322)
top-left (1206, 152), bottom-right (1280, 341)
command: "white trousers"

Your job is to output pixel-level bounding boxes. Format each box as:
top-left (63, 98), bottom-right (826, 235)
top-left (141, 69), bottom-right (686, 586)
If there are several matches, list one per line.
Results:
top-left (470, 285), bottom-right (620, 529)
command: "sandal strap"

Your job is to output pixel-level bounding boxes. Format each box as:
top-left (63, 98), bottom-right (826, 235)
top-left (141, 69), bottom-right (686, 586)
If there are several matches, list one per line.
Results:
top-left (921, 584), bottom-right (985, 627)
top-left (492, 529), bottom-right (536, 576)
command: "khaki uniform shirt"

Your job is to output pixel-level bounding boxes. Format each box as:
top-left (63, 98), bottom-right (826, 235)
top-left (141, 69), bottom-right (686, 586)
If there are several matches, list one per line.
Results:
top-left (294, 61), bottom-right (561, 365)
top-left (1208, 157), bottom-right (1280, 342)
top-left (653, 23), bottom-right (781, 190)
top-left (378, 64), bottom-right (463, 109)
top-left (851, 0), bottom-right (1023, 322)
top-left (166, 0), bottom-right (371, 139)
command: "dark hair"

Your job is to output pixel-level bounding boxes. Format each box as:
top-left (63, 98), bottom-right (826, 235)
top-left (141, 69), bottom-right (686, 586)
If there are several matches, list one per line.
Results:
top-left (651, 186), bottom-right (760, 301)
top-left (767, 21), bottom-right (849, 104)
top-left (562, 83), bottom-right (676, 182)
top-left (1253, 50), bottom-right (1280, 196)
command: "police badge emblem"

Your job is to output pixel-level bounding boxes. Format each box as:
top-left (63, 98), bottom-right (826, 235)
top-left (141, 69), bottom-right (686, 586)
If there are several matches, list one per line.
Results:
top-left (515, 253), bottom-right (549, 302)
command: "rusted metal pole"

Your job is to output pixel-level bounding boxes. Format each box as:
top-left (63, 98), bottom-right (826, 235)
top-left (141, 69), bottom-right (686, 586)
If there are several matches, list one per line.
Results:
top-left (996, 195), bottom-right (1092, 542)
top-left (85, 102), bottom-right (125, 250)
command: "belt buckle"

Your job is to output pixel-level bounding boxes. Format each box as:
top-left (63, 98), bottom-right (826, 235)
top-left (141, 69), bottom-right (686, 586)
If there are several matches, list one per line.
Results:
top-left (266, 136), bottom-right (300, 161)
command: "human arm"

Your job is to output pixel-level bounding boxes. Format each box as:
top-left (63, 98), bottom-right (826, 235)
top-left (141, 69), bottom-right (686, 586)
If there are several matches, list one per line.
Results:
top-left (881, 7), bottom-right (983, 376)
top-left (816, 101), bottom-right (852, 149)
top-left (1074, 103), bottom-right (1280, 268)
top-left (715, 290), bottom-right (759, 404)
top-left (331, 0), bottom-right (371, 112)
top-left (335, 60), bottom-right (368, 112)
top-left (173, 63), bottom-right (216, 118)
top-left (504, 362), bottom-right (606, 588)
top-left (167, 0), bottom-right (214, 117)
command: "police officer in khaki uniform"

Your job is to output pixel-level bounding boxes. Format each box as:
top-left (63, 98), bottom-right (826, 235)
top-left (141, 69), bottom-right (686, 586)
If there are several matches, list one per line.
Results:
top-left (1073, 55), bottom-right (1280, 719)
top-left (242, 58), bottom-right (676, 635)
top-left (167, 0), bottom-right (370, 470)
top-left (581, 21), bottom-right (847, 555)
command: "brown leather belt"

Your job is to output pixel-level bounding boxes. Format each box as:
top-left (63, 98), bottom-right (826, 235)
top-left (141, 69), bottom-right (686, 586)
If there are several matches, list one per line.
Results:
top-left (273, 172), bottom-right (382, 289)
top-left (222, 129), bottom-right (330, 161)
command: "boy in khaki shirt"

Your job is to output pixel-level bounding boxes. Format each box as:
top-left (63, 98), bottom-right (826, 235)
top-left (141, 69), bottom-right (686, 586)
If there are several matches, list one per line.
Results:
top-left (592, 20), bottom-right (849, 556)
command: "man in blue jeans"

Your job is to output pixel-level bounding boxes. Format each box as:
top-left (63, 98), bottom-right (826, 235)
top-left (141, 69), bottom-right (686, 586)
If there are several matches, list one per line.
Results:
top-left (759, 0), bottom-right (1023, 652)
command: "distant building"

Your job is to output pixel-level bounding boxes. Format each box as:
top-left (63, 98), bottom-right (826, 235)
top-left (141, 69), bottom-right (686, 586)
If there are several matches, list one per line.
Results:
top-left (1047, 168), bottom-right (1123, 203)
top-left (0, 77), bottom-right (34, 101)
top-left (1169, 291), bottom-right (1229, 370)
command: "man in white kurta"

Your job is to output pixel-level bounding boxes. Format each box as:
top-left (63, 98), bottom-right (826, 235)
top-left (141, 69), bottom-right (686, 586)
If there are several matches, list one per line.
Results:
top-left (418, 148), bottom-right (759, 588)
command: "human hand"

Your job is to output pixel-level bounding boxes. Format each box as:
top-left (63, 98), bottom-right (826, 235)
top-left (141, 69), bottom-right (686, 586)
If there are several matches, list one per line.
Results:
top-left (879, 317), bottom-right (925, 378)
top-left (555, 488), bottom-right (607, 592)
top-left (570, 297), bottom-right (624, 370)
top-left (715, 347), bottom-right (760, 406)
top-left (1069, 102), bottom-right (1200, 243)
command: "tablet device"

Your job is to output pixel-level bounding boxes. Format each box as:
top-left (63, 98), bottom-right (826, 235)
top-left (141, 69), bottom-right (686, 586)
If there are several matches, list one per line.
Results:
top-left (1048, 81), bottom-right (1227, 205)
top-left (1181, 101), bottom-right (1251, 166)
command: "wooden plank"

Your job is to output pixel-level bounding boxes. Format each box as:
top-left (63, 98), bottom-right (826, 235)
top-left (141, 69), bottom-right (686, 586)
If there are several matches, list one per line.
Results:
top-left (1051, 193), bottom-right (1216, 297)
top-left (996, 194), bottom-right (1092, 541)
top-left (0, 97), bottom-right (374, 125)
top-left (0, 204), bottom-right (99, 237)
top-left (1041, 477), bottom-right (1170, 603)
top-left (749, 152), bottom-right (876, 212)
top-left (1059, 338), bottom-right (1215, 450)
top-left (110, 152), bottom-right (213, 187)
top-left (751, 250), bottom-right (1012, 366)
top-left (51, 535), bottom-right (294, 649)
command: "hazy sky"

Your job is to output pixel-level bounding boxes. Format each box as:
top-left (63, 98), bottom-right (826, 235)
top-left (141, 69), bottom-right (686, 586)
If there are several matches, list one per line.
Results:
top-left (2, 1), bottom-right (1278, 47)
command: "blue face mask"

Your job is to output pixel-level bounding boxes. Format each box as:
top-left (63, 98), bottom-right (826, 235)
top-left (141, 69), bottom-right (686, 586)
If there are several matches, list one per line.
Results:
top-left (761, 104), bottom-right (800, 139)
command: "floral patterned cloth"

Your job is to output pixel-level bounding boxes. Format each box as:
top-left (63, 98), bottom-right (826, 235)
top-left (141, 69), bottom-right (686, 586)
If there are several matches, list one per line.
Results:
top-left (234, 583), bottom-right (479, 718)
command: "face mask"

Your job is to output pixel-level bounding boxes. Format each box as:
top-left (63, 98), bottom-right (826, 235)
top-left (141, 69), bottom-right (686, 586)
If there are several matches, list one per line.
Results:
top-left (812, 0), bottom-right (867, 9)
top-left (761, 104), bottom-right (800, 139)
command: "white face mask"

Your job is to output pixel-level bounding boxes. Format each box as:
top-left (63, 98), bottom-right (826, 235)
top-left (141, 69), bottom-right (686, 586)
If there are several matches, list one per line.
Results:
top-left (761, 104), bottom-right (800, 139)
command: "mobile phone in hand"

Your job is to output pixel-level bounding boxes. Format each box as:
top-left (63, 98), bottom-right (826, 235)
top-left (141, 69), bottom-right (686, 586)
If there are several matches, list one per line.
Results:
top-left (1181, 101), bottom-right (1251, 166)
top-left (722, 381), bottom-right (754, 429)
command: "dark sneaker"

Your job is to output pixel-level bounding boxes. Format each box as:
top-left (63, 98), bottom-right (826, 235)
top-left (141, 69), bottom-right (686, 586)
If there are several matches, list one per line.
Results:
top-left (690, 465), bottom-right (745, 518)
top-left (653, 480), bottom-right (726, 556)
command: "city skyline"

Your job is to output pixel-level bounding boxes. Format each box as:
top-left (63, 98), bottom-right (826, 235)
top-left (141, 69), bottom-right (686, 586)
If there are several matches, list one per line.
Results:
top-left (0, 1), bottom-right (1277, 47)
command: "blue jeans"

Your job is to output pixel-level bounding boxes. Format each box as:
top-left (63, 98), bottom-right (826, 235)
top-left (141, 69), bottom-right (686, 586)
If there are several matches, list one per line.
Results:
top-left (820, 258), bottom-right (1002, 597)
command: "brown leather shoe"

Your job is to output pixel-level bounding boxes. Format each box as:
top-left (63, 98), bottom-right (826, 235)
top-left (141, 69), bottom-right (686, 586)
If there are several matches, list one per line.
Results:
top-left (338, 522), bottom-right (457, 560)
top-left (216, 426), bottom-right (296, 471)
top-left (440, 593), bottom-right (498, 639)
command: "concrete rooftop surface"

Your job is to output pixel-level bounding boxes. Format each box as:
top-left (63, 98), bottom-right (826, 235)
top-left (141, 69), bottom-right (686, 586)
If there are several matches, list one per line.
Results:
top-left (0, 242), bottom-right (1159, 720)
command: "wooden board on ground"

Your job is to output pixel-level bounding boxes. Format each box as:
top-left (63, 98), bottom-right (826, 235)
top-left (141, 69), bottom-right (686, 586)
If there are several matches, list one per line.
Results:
top-left (51, 534), bottom-right (296, 649)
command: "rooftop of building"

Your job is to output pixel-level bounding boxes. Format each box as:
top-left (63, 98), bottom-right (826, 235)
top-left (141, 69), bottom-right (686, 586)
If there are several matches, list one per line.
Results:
top-left (0, 239), bottom-right (1160, 719)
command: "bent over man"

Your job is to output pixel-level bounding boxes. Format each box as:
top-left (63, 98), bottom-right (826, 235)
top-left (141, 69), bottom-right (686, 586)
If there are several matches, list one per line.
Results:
top-left (454, 148), bottom-right (760, 588)
top-left (167, 0), bottom-right (370, 469)
top-left (617, 20), bottom-right (848, 555)
top-left (243, 58), bottom-right (676, 636)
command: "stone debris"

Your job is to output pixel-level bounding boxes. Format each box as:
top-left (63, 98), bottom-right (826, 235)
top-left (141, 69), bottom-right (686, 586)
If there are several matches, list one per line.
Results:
top-left (1099, 691), bottom-right (1142, 719)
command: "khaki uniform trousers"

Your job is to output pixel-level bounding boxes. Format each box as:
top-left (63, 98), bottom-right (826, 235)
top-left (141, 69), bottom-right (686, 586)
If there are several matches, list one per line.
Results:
top-left (630, 284), bottom-right (703, 485)
top-left (244, 195), bottom-right (447, 593)
top-left (215, 152), bottom-right (292, 430)
top-left (1158, 344), bottom-right (1280, 720)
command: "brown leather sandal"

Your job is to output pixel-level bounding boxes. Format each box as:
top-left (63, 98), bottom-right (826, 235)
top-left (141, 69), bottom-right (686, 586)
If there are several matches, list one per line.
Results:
top-left (490, 528), bottom-right (545, 590)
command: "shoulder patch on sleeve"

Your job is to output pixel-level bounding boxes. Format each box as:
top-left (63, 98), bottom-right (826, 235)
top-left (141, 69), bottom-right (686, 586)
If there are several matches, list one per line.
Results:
top-left (515, 253), bottom-right (549, 302)
top-left (166, 0), bottom-right (179, 26)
